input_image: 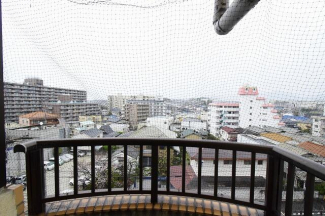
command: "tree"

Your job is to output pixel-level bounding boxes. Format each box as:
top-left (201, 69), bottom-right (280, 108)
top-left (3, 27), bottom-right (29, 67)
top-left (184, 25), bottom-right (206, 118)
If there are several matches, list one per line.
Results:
top-left (207, 133), bottom-right (218, 140)
top-left (77, 153), bottom-right (140, 191)
top-left (315, 182), bottom-right (325, 195)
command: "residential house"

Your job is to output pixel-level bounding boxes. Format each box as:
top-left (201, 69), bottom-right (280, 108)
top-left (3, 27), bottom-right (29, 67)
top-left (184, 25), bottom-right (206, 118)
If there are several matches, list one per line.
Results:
top-left (219, 126), bottom-right (244, 142)
top-left (146, 116), bottom-right (174, 130)
top-left (190, 148), bottom-right (268, 180)
top-left (19, 111), bottom-right (59, 126)
top-left (181, 118), bottom-right (207, 132)
top-left (180, 129), bottom-right (208, 140)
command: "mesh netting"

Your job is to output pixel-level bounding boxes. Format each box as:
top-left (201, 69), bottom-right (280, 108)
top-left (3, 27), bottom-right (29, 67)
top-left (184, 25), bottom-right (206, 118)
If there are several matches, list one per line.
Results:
top-left (2, 0), bottom-right (325, 214)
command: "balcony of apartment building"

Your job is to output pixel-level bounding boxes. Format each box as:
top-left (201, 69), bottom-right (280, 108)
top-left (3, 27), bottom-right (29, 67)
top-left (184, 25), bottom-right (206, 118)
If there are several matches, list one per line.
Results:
top-left (1, 138), bottom-right (323, 216)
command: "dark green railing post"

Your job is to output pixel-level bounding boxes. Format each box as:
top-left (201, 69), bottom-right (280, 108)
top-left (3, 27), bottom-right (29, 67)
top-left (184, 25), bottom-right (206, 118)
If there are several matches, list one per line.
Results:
top-left (26, 147), bottom-right (45, 215)
top-left (151, 144), bottom-right (158, 203)
top-left (0, 0), bottom-right (6, 189)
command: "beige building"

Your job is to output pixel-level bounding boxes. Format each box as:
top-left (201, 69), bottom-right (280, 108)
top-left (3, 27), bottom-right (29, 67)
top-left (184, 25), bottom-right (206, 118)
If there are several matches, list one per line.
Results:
top-left (107, 94), bottom-right (156, 116)
top-left (79, 115), bottom-right (102, 123)
top-left (125, 103), bottom-right (149, 129)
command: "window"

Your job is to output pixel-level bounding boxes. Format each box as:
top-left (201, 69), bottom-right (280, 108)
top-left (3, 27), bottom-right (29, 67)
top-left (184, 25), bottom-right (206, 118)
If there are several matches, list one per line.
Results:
top-left (244, 160), bottom-right (251, 165)
top-left (223, 160), bottom-right (232, 165)
top-left (250, 113), bottom-right (252, 115)
top-left (258, 160), bottom-right (263, 165)
top-left (250, 107), bottom-right (252, 109)
top-left (249, 119), bottom-right (252, 121)
top-left (250, 100), bottom-right (253, 102)
top-left (315, 125), bottom-right (319, 128)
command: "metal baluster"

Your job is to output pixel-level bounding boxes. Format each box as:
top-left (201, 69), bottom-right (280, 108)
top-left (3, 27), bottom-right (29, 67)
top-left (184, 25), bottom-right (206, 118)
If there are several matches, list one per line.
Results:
top-left (250, 152), bottom-right (256, 204)
top-left (124, 144), bottom-right (127, 191)
top-left (54, 147), bottom-right (59, 197)
top-left (214, 149), bottom-right (219, 197)
top-left (107, 145), bottom-right (111, 193)
top-left (139, 145), bottom-right (143, 191)
top-left (285, 163), bottom-right (296, 216)
top-left (91, 145), bottom-right (95, 193)
top-left (73, 146), bottom-right (78, 195)
top-left (198, 147), bottom-right (202, 195)
top-left (182, 146), bottom-right (186, 193)
top-left (304, 173), bottom-right (315, 216)
top-left (151, 144), bottom-right (158, 203)
top-left (167, 145), bottom-right (170, 192)
top-left (231, 150), bottom-right (237, 200)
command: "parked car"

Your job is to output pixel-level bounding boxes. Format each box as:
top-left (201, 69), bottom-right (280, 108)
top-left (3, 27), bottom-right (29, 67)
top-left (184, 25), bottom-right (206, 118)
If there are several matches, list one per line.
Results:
top-left (64, 154), bottom-right (73, 160)
top-left (60, 155), bottom-right (71, 163)
top-left (6, 176), bottom-right (15, 184)
top-left (15, 175), bottom-right (26, 184)
top-left (69, 176), bottom-right (91, 186)
top-left (61, 189), bottom-right (73, 195)
top-left (49, 157), bottom-right (64, 166)
top-left (77, 151), bottom-right (85, 157)
top-left (44, 161), bottom-right (55, 171)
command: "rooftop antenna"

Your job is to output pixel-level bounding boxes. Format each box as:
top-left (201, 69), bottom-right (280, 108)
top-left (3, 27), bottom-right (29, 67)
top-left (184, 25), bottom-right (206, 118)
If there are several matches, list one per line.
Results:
top-left (213, 0), bottom-right (260, 35)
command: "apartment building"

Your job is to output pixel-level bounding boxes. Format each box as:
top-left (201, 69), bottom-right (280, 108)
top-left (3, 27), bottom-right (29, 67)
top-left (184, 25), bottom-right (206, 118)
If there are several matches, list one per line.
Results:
top-left (238, 86), bottom-right (280, 128)
top-left (311, 116), bottom-right (325, 137)
top-left (127, 99), bottom-right (166, 117)
top-left (125, 103), bottom-right (150, 129)
top-left (4, 78), bottom-right (86, 123)
top-left (45, 95), bottom-right (101, 122)
top-left (208, 102), bottom-right (240, 137)
top-left (107, 94), bottom-right (157, 116)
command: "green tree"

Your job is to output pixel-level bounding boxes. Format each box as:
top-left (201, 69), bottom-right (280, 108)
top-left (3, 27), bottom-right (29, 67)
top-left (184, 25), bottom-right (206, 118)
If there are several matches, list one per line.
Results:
top-left (315, 182), bottom-right (325, 195)
top-left (207, 133), bottom-right (218, 140)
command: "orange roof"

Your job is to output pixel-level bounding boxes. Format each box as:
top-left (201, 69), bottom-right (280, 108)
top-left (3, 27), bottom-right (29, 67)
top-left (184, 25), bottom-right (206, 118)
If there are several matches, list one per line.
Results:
top-left (19, 111), bottom-right (59, 120)
top-left (299, 142), bottom-right (325, 157)
top-left (261, 133), bottom-right (292, 143)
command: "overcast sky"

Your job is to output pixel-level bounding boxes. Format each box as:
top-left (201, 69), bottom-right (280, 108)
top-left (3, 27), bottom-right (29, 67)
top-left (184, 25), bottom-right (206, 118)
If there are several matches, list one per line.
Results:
top-left (2, 0), bottom-right (325, 101)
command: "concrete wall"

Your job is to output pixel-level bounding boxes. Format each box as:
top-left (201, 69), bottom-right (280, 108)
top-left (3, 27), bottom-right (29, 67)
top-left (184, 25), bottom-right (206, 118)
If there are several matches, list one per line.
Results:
top-left (0, 185), bottom-right (24, 216)
top-left (191, 159), bottom-right (267, 178)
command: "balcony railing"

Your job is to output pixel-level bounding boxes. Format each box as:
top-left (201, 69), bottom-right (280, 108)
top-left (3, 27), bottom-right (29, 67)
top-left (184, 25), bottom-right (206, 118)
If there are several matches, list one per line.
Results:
top-left (14, 138), bottom-right (325, 216)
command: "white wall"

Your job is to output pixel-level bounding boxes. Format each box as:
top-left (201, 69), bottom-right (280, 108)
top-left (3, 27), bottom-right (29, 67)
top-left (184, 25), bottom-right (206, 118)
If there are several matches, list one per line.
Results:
top-left (191, 159), bottom-right (267, 178)
top-left (181, 120), bottom-right (207, 131)
top-left (110, 123), bottom-right (129, 133)
top-left (239, 93), bottom-right (280, 128)
top-left (146, 116), bottom-right (174, 130)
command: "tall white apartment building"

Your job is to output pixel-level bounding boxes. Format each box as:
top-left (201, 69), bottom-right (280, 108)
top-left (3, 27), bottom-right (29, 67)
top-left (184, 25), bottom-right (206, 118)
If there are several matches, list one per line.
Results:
top-left (238, 86), bottom-right (280, 128)
top-left (208, 102), bottom-right (240, 136)
top-left (311, 116), bottom-right (325, 137)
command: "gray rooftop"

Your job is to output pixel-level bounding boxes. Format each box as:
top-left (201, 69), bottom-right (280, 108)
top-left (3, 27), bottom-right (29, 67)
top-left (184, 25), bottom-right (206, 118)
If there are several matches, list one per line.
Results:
top-left (81, 128), bottom-right (103, 138)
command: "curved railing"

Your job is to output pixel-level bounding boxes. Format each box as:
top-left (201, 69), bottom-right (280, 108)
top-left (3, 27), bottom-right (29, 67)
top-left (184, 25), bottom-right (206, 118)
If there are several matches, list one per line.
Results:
top-left (14, 138), bottom-right (325, 216)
